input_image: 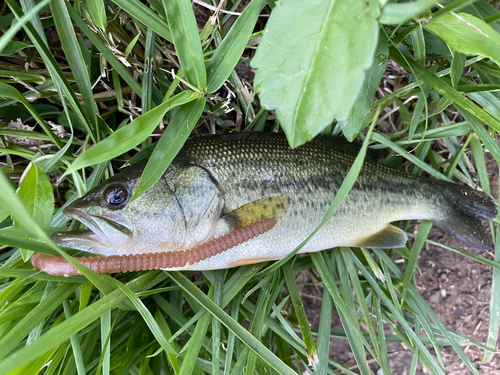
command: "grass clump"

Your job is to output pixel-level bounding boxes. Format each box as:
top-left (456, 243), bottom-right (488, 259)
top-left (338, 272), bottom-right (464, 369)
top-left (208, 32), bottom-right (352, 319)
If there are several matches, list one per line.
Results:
top-left (1, 0), bottom-right (500, 374)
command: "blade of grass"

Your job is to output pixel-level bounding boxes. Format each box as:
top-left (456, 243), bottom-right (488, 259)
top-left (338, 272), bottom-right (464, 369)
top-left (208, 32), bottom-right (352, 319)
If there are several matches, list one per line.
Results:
top-left (109, 278), bottom-right (177, 356)
top-left (0, 272), bottom-right (161, 375)
top-left (401, 220), bottom-right (433, 303)
top-left (0, 282), bottom-right (79, 361)
top-left (110, 0), bottom-right (171, 42)
top-left (178, 292), bottom-right (212, 375)
top-left (282, 262), bottom-right (318, 369)
top-left (483, 220), bottom-right (500, 362)
top-left (212, 270), bottom-right (224, 375)
top-left (0, 0), bottom-right (51, 54)
top-left (167, 271), bottom-right (297, 375)
top-left (6, 0), bottom-right (95, 143)
top-left (63, 299), bottom-right (86, 375)
top-left (66, 90), bottom-right (199, 174)
top-left (131, 97), bottom-right (206, 202)
top-left (391, 48), bottom-right (500, 134)
top-left (66, 3), bottom-right (143, 98)
top-left (312, 285), bottom-right (332, 375)
top-left (340, 248), bottom-right (389, 374)
top-left (163, 0), bottom-right (206, 89)
top-left (0, 83), bottom-right (64, 148)
top-left (332, 251), bottom-right (370, 375)
top-left (206, 0), bottom-right (264, 93)
top-left (51, 0), bottom-right (99, 140)
top-left (469, 134), bottom-right (491, 195)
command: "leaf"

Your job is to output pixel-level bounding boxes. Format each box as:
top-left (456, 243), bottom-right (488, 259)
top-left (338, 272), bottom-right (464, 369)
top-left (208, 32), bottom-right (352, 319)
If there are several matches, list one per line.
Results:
top-left (379, 0), bottom-right (437, 25)
top-left (425, 13), bottom-right (500, 66)
top-left (66, 3), bottom-right (143, 98)
top-left (283, 263), bottom-right (317, 369)
top-left (51, 0), bottom-right (99, 138)
top-left (0, 41), bottom-right (32, 55)
top-left (339, 30), bottom-right (388, 141)
top-left (66, 90), bottom-right (199, 174)
top-left (131, 97), bottom-right (206, 202)
top-left (86, 0), bottom-right (106, 30)
top-left (251, 0), bottom-right (380, 148)
top-left (0, 0), bottom-right (50, 54)
top-left (0, 83), bottom-right (63, 148)
top-left (16, 163), bottom-right (55, 230)
top-left (163, 0), bottom-right (206, 89)
top-left (110, 0), bottom-right (172, 42)
top-left (206, 0), bottom-right (264, 93)
top-left (168, 272), bottom-right (297, 375)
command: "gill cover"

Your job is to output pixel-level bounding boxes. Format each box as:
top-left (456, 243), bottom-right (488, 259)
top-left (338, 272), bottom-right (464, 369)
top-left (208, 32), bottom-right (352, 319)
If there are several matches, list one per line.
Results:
top-left (51, 164), bottom-right (225, 255)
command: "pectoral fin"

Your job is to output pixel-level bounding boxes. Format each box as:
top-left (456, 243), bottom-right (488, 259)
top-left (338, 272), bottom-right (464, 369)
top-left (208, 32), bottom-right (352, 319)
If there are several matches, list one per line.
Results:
top-left (224, 196), bottom-right (288, 229)
top-left (351, 224), bottom-right (407, 248)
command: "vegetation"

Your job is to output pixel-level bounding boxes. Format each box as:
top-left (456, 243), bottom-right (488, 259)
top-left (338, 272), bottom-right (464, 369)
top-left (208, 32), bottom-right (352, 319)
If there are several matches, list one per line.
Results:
top-left (1, 0), bottom-right (500, 373)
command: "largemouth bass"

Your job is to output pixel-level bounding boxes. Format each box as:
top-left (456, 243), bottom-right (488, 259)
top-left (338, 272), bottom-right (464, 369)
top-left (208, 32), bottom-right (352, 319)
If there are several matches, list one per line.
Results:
top-left (34, 132), bottom-right (497, 275)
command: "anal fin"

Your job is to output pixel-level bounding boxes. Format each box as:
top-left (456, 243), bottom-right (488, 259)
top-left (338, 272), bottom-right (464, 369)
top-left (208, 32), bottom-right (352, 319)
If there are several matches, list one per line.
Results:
top-left (351, 224), bottom-right (407, 248)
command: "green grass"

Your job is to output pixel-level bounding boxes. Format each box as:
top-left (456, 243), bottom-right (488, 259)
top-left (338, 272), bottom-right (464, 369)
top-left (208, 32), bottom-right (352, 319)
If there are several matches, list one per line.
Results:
top-left (1, 0), bottom-right (500, 374)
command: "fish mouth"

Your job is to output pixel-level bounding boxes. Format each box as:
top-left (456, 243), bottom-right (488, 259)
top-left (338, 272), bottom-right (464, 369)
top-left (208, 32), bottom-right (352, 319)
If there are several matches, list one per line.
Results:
top-left (50, 206), bottom-right (133, 255)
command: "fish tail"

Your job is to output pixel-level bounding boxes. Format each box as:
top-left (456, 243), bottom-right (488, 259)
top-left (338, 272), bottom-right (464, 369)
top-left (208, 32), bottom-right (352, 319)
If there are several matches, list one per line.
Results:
top-left (435, 183), bottom-right (497, 251)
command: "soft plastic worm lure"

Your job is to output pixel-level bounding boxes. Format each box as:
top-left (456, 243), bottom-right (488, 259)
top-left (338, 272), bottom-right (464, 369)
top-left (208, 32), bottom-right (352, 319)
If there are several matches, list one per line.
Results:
top-left (32, 218), bottom-right (277, 276)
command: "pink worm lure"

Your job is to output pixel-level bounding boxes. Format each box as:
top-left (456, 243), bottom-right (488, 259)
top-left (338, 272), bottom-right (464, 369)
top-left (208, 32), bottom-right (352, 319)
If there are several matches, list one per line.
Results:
top-left (31, 218), bottom-right (277, 276)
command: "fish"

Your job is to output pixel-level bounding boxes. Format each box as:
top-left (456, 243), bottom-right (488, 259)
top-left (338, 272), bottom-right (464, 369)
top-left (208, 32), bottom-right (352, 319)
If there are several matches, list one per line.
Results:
top-left (32, 132), bottom-right (497, 276)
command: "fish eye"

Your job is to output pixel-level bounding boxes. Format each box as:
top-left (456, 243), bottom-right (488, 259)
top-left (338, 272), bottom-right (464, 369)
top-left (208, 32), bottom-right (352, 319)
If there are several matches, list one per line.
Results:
top-left (103, 185), bottom-right (129, 209)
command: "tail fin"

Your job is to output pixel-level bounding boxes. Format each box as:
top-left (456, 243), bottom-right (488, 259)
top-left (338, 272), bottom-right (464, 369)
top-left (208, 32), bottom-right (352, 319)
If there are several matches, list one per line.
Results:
top-left (435, 184), bottom-right (497, 251)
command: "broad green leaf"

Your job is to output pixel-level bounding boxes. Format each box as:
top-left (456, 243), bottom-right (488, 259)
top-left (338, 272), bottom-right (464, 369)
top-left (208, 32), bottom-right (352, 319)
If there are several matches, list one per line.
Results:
top-left (86, 0), bottom-right (106, 30)
top-left (131, 97), bottom-right (206, 202)
top-left (251, 0), bottom-right (380, 147)
top-left (66, 90), bottom-right (199, 174)
top-left (16, 163), bottom-right (54, 229)
top-left (163, 0), bottom-right (206, 89)
top-left (425, 12), bottom-right (500, 66)
top-left (339, 30), bottom-right (388, 141)
top-left (206, 0), bottom-right (264, 93)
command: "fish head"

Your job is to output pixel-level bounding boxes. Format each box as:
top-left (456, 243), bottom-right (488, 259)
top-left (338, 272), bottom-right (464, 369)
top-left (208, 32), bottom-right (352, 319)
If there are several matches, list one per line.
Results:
top-left (52, 163), bottom-right (225, 256)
